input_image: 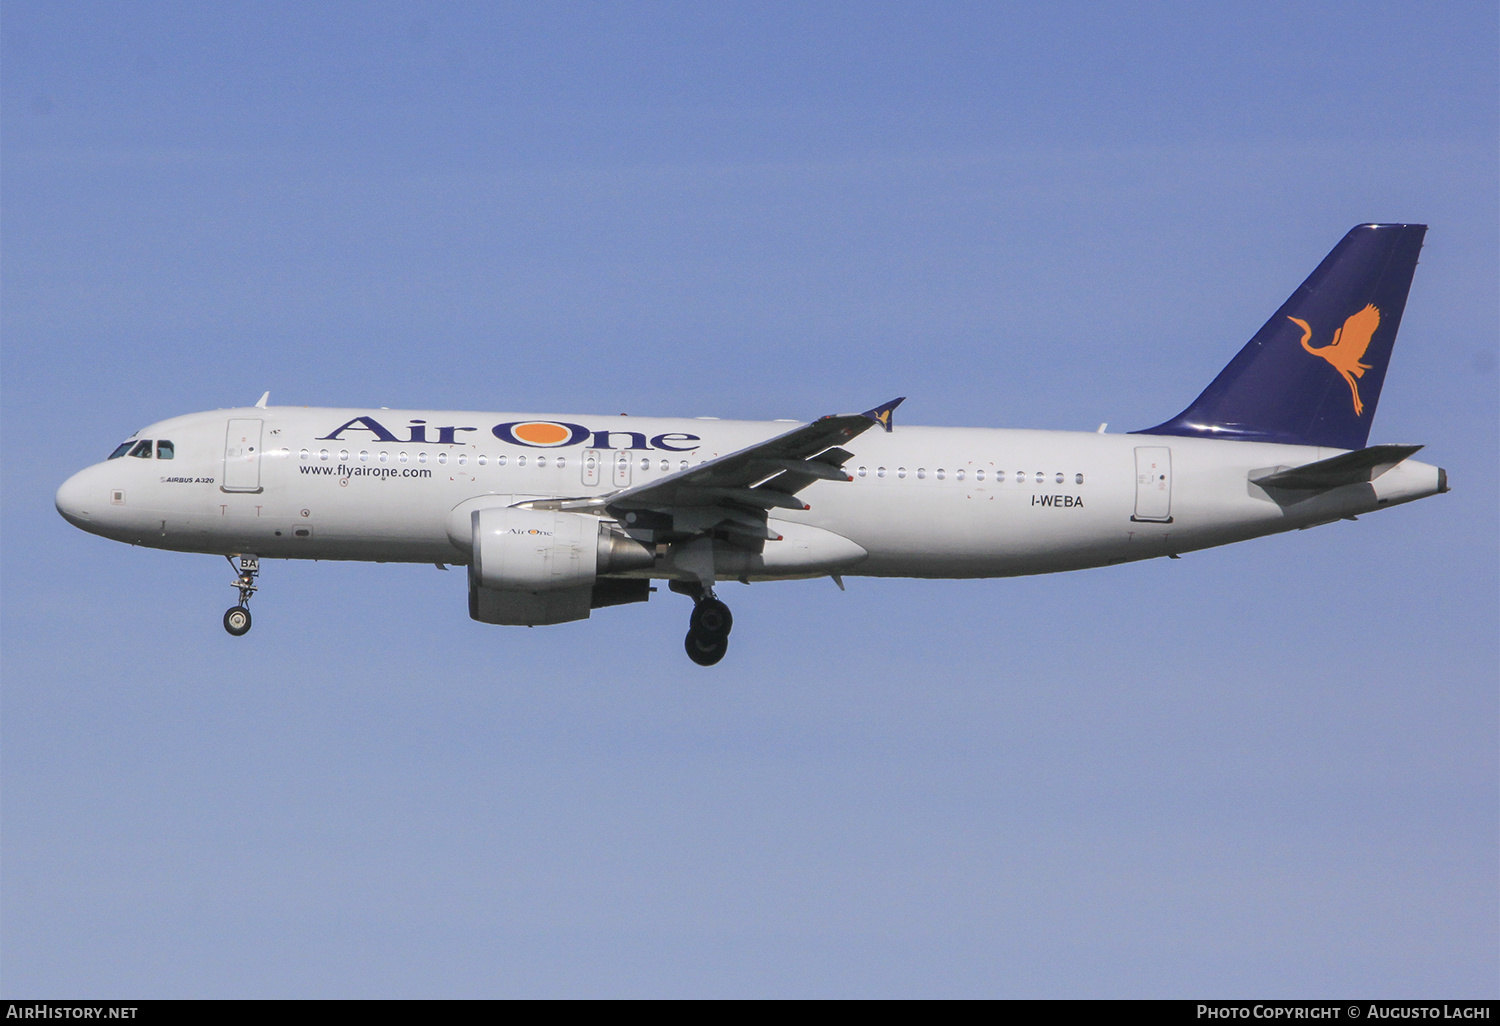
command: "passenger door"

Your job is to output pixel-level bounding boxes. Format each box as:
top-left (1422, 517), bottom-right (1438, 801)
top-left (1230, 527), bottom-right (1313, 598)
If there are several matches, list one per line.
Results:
top-left (222, 419), bottom-right (264, 493)
top-left (1132, 446), bottom-right (1172, 522)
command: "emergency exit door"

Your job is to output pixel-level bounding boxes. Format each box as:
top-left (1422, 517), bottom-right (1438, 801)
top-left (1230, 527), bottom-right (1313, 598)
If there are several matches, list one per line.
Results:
top-left (612, 450), bottom-right (632, 487)
top-left (581, 450), bottom-right (602, 486)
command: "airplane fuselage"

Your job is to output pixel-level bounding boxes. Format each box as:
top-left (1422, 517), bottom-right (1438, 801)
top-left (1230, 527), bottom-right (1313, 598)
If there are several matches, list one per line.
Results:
top-left (55, 405), bottom-right (1445, 580)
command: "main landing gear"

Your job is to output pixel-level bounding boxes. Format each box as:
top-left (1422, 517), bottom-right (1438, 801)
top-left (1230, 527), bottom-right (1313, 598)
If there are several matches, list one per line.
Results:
top-left (674, 582), bottom-right (733, 666)
top-left (224, 555), bottom-right (258, 637)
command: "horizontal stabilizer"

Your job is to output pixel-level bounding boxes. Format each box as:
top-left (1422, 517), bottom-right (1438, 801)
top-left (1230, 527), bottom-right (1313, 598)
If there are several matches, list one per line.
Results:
top-left (1251, 444), bottom-right (1423, 490)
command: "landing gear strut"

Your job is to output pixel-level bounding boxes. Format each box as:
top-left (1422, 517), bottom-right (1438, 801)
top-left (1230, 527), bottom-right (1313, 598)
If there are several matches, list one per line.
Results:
top-left (224, 554), bottom-right (258, 636)
top-left (674, 582), bottom-right (733, 666)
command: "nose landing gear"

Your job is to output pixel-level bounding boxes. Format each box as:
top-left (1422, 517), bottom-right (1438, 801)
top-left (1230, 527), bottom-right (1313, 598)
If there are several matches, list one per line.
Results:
top-left (224, 555), bottom-right (258, 636)
top-left (224, 605), bottom-right (251, 636)
top-left (681, 589), bottom-right (733, 666)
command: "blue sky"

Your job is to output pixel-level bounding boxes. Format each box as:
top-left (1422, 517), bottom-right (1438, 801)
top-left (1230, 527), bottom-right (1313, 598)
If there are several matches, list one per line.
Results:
top-left (3, 1), bottom-right (1495, 997)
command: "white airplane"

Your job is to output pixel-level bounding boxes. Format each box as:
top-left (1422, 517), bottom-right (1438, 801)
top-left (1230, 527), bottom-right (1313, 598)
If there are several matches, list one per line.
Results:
top-left (56, 224), bottom-right (1447, 665)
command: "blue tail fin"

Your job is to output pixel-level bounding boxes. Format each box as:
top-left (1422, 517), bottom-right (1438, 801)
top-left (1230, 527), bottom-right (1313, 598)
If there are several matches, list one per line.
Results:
top-left (1136, 224), bottom-right (1427, 450)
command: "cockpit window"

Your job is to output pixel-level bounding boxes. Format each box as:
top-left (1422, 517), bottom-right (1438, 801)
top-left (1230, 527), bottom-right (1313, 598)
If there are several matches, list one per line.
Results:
top-left (128, 440), bottom-right (153, 458)
top-left (108, 442), bottom-right (134, 460)
top-left (156, 440), bottom-right (175, 460)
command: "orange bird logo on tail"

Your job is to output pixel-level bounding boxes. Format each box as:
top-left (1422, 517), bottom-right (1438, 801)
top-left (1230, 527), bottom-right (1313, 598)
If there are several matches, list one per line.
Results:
top-left (1290, 304), bottom-right (1381, 416)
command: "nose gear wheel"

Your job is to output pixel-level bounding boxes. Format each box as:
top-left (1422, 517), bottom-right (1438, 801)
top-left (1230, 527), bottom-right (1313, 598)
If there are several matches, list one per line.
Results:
top-left (223, 555), bottom-right (259, 636)
top-left (224, 606), bottom-right (251, 636)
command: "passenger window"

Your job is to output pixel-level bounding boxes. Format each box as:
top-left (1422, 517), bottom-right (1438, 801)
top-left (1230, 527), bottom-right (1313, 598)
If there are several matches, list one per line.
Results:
top-left (679, 460), bottom-right (688, 471)
top-left (108, 442), bottom-right (133, 460)
top-left (537, 456), bottom-right (548, 468)
top-left (360, 450), bottom-right (369, 463)
top-left (478, 455), bottom-right (487, 466)
top-left (318, 449), bottom-right (330, 461)
top-left (936, 468), bottom-right (946, 480)
top-left (916, 468), bottom-right (926, 480)
top-left (497, 455), bottom-right (506, 466)
top-left (640, 457), bottom-right (650, 471)
top-left (437, 452), bottom-right (448, 465)
top-left (897, 468), bottom-right (907, 479)
top-left (1075, 473), bottom-right (1084, 485)
top-left (1055, 472), bottom-right (1064, 484)
top-left (857, 467), bottom-right (867, 478)
top-left (517, 455), bottom-right (526, 467)
top-left (300, 449), bottom-right (310, 460)
top-left (129, 440), bottom-right (153, 458)
top-left (156, 440), bottom-right (175, 460)
top-left (556, 457), bottom-right (566, 469)
top-left (339, 450), bottom-right (349, 462)
top-left (1016, 471), bottom-right (1025, 482)
top-left (379, 452), bottom-right (389, 463)
top-left (418, 452), bottom-right (428, 464)
top-left (660, 460), bottom-right (669, 472)
top-left (399, 452), bottom-right (408, 463)
top-left (877, 467), bottom-right (887, 478)
top-left (457, 453), bottom-right (468, 466)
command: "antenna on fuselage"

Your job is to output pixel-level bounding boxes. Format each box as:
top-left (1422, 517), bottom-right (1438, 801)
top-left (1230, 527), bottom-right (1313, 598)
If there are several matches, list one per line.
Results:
top-left (255, 392), bottom-right (269, 409)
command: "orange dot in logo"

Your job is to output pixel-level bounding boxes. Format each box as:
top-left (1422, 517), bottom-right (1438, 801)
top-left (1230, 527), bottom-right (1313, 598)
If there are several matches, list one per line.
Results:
top-left (513, 422), bottom-right (571, 446)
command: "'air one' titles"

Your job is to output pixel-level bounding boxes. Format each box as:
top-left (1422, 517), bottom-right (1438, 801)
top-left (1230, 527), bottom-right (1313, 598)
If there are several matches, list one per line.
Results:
top-left (317, 416), bottom-right (702, 452)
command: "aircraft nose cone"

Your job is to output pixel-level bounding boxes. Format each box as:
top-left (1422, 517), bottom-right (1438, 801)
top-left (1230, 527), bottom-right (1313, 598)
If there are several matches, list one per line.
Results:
top-left (55, 469), bottom-right (95, 527)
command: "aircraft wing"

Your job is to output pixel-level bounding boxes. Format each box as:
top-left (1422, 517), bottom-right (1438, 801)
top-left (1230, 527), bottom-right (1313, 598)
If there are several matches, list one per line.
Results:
top-left (527, 398), bottom-right (903, 540)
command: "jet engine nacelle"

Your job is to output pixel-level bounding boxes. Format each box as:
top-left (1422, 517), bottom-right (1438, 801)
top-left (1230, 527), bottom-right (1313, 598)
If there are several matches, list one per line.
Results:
top-left (467, 506), bottom-right (655, 626)
top-left (472, 507), bottom-right (598, 591)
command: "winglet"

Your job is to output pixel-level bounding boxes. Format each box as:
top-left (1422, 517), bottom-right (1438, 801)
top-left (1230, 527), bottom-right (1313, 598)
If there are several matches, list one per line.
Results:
top-left (862, 396), bottom-right (905, 433)
top-left (255, 391), bottom-right (270, 409)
